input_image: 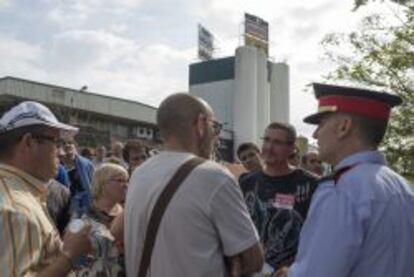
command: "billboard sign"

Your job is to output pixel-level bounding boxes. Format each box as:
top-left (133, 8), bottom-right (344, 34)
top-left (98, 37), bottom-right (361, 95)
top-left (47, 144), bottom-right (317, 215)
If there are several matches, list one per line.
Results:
top-left (198, 24), bottom-right (214, 61)
top-left (244, 13), bottom-right (269, 55)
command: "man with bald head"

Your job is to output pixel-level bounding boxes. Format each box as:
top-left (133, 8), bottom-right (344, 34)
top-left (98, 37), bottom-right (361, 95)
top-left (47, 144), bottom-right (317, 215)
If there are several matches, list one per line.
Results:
top-left (125, 93), bottom-right (263, 276)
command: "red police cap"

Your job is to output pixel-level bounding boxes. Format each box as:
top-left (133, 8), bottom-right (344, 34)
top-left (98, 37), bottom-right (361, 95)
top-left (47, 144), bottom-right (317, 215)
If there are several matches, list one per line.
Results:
top-left (303, 83), bottom-right (402, 124)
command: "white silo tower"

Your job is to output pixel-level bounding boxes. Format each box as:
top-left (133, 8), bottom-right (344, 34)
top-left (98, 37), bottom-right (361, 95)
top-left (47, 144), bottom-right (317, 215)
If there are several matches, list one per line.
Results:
top-left (256, 49), bottom-right (270, 141)
top-left (234, 46), bottom-right (258, 150)
top-left (270, 62), bottom-right (290, 123)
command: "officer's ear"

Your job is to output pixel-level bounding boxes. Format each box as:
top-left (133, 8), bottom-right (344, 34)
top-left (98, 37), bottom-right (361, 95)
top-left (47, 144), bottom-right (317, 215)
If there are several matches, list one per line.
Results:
top-left (336, 114), bottom-right (353, 139)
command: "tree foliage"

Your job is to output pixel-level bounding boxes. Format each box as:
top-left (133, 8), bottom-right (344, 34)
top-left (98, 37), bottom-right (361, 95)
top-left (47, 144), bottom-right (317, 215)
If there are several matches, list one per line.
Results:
top-left (354, 0), bottom-right (413, 10)
top-left (322, 4), bottom-right (414, 177)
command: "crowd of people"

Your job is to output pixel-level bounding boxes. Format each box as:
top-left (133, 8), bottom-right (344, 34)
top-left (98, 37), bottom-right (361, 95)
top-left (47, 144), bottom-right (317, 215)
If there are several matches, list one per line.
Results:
top-left (0, 82), bottom-right (413, 277)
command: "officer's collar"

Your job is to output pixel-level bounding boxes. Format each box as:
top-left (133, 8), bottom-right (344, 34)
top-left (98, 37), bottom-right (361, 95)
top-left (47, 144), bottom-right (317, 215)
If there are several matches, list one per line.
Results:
top-left (335, 150), bottom-right (387, 172)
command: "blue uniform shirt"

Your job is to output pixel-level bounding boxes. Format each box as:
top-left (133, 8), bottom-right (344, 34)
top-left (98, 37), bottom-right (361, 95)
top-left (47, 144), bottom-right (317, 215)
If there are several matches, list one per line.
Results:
top-left (289, 151), bottom-right (414, 277)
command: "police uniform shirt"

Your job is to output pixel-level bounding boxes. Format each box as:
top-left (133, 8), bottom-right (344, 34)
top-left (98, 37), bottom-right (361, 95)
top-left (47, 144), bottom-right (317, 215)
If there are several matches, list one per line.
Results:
top-left (289, 151), bottom-right (414, 277)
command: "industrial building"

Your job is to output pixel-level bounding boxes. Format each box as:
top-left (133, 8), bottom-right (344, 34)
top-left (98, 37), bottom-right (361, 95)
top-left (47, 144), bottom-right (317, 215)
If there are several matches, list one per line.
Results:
top-left (0, 76), bottom-right (242, 161)
top-left (0, 76), bottom-right (159, 147)
top-left (189, 46), bottom-right (290, 160)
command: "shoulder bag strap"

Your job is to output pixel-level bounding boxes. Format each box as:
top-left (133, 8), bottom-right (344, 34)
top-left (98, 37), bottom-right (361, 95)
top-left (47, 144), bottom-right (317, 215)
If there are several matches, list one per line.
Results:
top-left (137, 156), bottom-right (206, 277)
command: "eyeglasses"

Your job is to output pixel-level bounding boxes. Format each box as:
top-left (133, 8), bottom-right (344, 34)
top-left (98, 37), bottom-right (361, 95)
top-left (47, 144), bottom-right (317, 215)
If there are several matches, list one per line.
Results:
top-left (207, 119), bottom-right (223, 135)
top-left (261, 136), bottom-right (292, 146)
top-left (32, 134), bottom-right (61, 146)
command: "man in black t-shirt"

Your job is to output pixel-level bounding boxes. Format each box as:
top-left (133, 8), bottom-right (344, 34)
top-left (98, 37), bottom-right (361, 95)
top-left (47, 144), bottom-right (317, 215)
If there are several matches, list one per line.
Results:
top-left (240, 122), bottom-right (319, 273)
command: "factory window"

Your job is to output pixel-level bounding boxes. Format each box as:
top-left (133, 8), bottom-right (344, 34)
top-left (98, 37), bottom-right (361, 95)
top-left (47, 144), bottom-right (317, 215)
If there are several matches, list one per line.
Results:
top-left (113, 124), bottom-right (128, 137)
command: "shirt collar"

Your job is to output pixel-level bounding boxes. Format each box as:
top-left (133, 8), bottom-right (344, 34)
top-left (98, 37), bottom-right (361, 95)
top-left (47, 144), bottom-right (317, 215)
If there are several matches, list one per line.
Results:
top-left (0, 163), bottom-right (49, 201)
top-left (335, 150), bottom-right (387, 172)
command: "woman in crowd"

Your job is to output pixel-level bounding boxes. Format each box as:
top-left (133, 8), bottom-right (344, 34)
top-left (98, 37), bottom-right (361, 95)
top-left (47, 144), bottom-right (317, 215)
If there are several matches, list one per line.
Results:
top-left (72, 163), bottom-right (128, 277)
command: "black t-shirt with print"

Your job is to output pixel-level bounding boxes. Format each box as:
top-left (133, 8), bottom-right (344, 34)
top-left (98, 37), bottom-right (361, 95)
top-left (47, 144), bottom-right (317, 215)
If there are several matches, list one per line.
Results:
top-left (240, 168), bottom-right (319, 270)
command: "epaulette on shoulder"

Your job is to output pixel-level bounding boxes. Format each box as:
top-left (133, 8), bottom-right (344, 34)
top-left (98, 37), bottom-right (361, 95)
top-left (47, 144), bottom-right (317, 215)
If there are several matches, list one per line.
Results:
top-left (317, 164), bottom-right (360, 187)
top-left (318, 174), bottom-right (334, 185)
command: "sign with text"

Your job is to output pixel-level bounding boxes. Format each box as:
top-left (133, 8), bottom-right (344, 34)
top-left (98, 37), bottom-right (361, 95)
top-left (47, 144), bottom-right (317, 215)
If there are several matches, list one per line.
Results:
top-left (198, 24), bottom-right (214, 61)
top-left (244, 13), bottom-right (269, 55)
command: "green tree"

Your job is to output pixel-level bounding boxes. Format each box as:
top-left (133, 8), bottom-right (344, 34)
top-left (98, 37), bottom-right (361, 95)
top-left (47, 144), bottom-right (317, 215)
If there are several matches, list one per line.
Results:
top-left (354, 0), bottom-right (413, 10)
top-left (322, 4), bottom-right (414, 178)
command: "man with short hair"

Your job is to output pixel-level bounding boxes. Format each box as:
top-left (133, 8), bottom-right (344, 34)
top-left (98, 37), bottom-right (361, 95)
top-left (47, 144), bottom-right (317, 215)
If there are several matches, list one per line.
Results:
top-left (93, 145), bottom-right (107, 167)
top-left (108, 140), bottom-right (128, 168)
top-left (237, 142), bottom-right (263, 174)
top-left (286, 83), bottom-right (414, 276)
top-left (122, 138), bottom-right (148, 174)
top-left (0, 101), bottom-right (91, 276)
top-left (301, 151), bottom-right (323, 176)
top-left (240, 122), bottom-right (319, 274)
top-left (80, 147), bottom-right (94, 161)
top-left (61, 138), bottom-right (95, 216)
top-left (125, 93), bottom-right (263, 276)
top-left (111, 140), bottom-right (124, 158)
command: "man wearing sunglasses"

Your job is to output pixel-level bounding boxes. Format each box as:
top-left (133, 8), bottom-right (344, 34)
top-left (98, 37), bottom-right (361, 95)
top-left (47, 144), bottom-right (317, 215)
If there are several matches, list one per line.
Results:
top-left (240, 122), bottom-right (319, 275)
top-left (0, 101), bottom-right (91, 276)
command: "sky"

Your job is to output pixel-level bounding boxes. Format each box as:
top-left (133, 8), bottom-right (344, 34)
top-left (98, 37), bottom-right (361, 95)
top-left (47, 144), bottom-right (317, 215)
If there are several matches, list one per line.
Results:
top-left (0, 0), bottom-right (401, 139)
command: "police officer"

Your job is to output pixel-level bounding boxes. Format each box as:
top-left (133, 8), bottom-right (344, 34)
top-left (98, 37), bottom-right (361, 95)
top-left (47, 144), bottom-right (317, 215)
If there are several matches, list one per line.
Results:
top-left (285, 83), bottom-right (414, 277)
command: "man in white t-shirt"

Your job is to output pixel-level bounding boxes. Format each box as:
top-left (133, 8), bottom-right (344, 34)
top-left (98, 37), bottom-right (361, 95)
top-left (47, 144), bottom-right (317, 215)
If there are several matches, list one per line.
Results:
top-left (125, 93), bottom-right (263, 277)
